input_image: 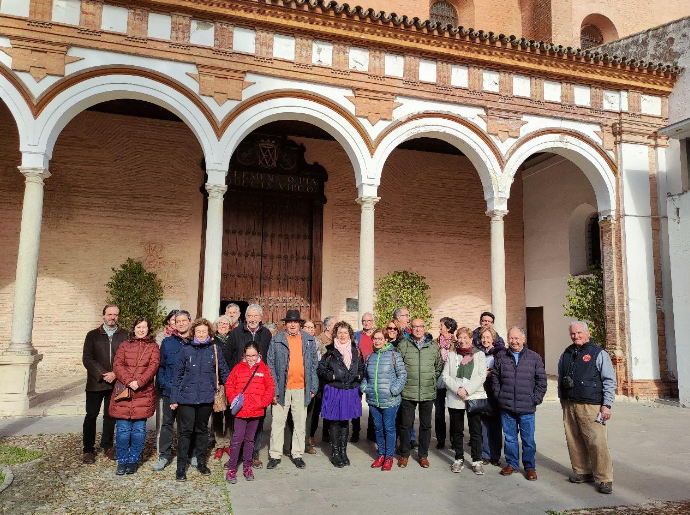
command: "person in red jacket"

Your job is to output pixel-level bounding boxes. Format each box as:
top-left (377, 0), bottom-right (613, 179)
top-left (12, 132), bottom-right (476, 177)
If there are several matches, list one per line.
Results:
top-left (225, 342), bottom-right (275, 484)
top-left (109, 316), bottom-right (160, 475)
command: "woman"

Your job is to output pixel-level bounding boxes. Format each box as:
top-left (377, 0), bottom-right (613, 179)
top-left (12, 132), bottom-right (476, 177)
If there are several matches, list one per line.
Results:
top-left (212, 315), bottom-right (234, 460)
top-left (170, 317), bottom-right (230, 481)
top-left (361, 328), bottom-right (407, 471)
top-left (442, 326), bottom-right (488, 475)
top-left (109, 317), bottom-right (160, 475)
top-left (155, 310), bottom-right (178, 346)
top-left (304, 319), bottom-right (326, 449)
top-left (384, 321), bottom-right (402, 347)
top-left (477, 326), bottom-right (504, 466)
top-left (225, 342), bottom-right (275, 484)
top-left (435, 316), bottom-right (457, 450)
top-left (317, 321), bottom-right (364, 468)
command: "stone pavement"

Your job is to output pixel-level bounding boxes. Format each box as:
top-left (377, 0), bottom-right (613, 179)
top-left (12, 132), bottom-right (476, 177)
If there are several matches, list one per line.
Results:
top-left (1, 399), bottom-right (689, 514)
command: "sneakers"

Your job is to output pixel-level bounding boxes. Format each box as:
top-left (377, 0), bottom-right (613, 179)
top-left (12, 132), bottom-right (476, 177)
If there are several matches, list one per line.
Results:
top-left (451, 459), bottom-right (464, 473)
top-left (243, 465), bottom-right (254, 481)
top-left (382, 457), bottom-right (394, 471)
top-left (116, 463), bottom-right (127, 475)
top-left (371, 456), bottom-right (385, 468)
top-left (125, 463), bottom-right (138, 475)
top-left (569, 473), bottom-right (595, 483)
top-left (471, 462), bottom-right (485, 475)
top-left (598, 482), bottom-right (613, 494)
top-left (292, 457), bottom-right (306, 469)
top-left (152, 457), bottom-right (170, 471)
top-left (266, 458), bottom-right (281, 469)
top-left (82, 452), bottom-right (95, 464)
top-left (226, 469), bottom-right (237, 484)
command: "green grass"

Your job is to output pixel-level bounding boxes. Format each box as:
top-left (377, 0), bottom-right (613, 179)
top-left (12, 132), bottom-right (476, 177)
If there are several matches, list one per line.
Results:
top-left (213, 464), bottom-right (233, 514)
top-left (0, 470), bottom-right (4, 485)
top-left (0, 444), bottom-right (44, 465)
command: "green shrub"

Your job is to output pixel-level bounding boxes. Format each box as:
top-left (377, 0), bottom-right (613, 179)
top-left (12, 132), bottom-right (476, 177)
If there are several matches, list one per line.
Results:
top-left (563, 267), bottom-right (606, 346)
top-left (374, 271), bottom-right (432, 328)
top-left (106, 258), bottom-right (166, 332)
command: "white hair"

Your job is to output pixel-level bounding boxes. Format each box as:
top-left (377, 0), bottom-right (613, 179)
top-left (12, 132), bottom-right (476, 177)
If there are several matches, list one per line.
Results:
top-left (508, 326), bottom-right (526, 338)
top-left (246, 303), bottom-right (263, 316)
top-left (215, 315), bottom-right (232, 325)
top-left (569, 321), bottom-right (590, 333)
top-left (362, 311), bottom-right (374, 320)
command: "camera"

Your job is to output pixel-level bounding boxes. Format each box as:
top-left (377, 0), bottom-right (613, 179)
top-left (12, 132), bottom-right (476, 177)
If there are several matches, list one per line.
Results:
top-left (561, 375), bottom-right (575, 390)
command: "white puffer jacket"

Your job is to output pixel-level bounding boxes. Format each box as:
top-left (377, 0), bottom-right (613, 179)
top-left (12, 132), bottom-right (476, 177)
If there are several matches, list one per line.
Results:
top-left (442, 348), bottom-right (488, 410)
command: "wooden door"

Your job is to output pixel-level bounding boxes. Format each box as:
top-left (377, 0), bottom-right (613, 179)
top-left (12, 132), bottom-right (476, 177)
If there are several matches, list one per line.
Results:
top-left (526, 307), bottom-right (545, 364)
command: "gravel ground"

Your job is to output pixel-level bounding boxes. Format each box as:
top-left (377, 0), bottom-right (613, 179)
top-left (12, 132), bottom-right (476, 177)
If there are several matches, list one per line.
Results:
top-left (559, 501), bottom-right (690, 514)
top-left (0, 433), bottom-right (230, 514)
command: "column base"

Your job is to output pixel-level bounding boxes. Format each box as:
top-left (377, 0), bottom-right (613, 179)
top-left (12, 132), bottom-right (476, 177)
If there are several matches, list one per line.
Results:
top-left (0, 351), bottom-right (43, 415)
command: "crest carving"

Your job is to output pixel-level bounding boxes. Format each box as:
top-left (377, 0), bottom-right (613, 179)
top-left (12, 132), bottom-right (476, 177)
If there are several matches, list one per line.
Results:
top-left (479, 108), bottom-right (527, 142)
top-left (345, 88), bottom-right (402, 125)
top-left (1, 36), bottom-right (83, 82)
top-left (188, 65), bottom-right (254, 106)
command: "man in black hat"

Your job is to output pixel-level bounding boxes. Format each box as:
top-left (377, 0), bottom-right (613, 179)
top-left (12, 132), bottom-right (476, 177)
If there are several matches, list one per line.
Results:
top-left (266, 310), bottom-right (319, 469)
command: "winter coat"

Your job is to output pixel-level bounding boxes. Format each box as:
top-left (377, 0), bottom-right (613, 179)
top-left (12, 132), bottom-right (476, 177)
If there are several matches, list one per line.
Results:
top-left (477, 344), bottom-right (502, 405)
top-left (318, 343), bottom-right (364, 390)
top-left (82, 325), bottom-right (128, 392)
top-left (491, 347), bottom-right (547, 414)
top-left (109, 338), bottom-right (160, 420)
top-left (170, 340), bottom-right (231, 405)
top-left (224, 323), bottom-right (273, 371)
top-left (267, 330), bottom-right (319, 407)
top-left (225, 357), bottom-right (275, 419)
top-left (442, 348), bottom-right (488, 410)
top-left (397, 335), bottom-right (444, 402)
top-left (360, 344), bottom-right (407, 409)
top-left (157, 334), bottom-right (188, 398)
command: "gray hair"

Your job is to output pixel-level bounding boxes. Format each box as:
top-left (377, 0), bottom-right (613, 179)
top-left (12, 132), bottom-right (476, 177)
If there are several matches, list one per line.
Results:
top-left (175, 310), bottom-right (191, 322)
top-left (508, 326), bottom-right (526, 338)
top-left (361, 311), bottom-right (374, 320)
top-left (393, 307), bottom-right (409, 319)
top-left (246, 303), bottom-right (263, 316)
top-left (323, 316), bottom-right (337, 329)
top-left (569, 321), bottom-right (590, 333)
top-left (225, 302), bottom-right (240, 312)
top-left (215, 315), bottom-right (233, 326)
top-left (264, 322), bottom-right (278, 335)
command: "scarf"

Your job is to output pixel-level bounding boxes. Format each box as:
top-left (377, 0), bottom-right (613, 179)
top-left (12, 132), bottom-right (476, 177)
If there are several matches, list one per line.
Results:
top-left (164, 325), bottom-right (177, 338)
top-left (103, 323), bottom-right (117, 337)
top-left (456, 345), bottom-right (476, 379)
top-left (438, 334), bottom-right (453, 363)
top-left (334, 339), bottom-right (353, 369)
top-left (214, 331), bottom-right (230, 345)
top-left (192, 335), bottom-right (212, 346)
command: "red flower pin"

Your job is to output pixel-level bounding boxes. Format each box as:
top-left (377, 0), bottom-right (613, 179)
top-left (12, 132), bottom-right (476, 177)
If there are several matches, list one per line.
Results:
top-left (583, 354), bottom-right (591, 362)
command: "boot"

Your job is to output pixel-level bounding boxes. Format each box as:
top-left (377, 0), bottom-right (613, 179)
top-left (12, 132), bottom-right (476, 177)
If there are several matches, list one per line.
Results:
top-left (340, 424), bottom-right (350, 466)
top-left (329, 424), bottom-right (343, 468)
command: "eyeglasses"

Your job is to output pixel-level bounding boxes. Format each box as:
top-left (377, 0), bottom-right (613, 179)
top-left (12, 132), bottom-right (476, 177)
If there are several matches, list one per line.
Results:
top-left (412, 325), bottom-right (426, 329)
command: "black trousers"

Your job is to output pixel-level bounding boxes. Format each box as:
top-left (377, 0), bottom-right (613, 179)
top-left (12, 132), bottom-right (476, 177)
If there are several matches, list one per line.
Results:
top-left (158, 395), bottom-right (177, 460)
top-left (399, 399), bottom-right (433, 458)
top-left (177, 403), bottom-right (213, 469)
top-left (434, 388), bottom-right (448, 444)
top-left (83, 390), bottom-right (115, 453)
top-left (448, 407), bottom-right (482, 462)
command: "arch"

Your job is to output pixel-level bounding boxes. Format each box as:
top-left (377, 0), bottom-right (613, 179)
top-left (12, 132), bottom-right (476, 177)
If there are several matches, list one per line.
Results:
top-left (504, 130), bottom-right (617, 216)
top-left (372, 114), bottom-right (502, 200)
top-left (31, 71), bottom-right (221, 167)
top-left (219, 93), bottom-right (372, 186)
top-left (0, 66), bottom-right (35, 151)
top-left (580, 13), bottom-right (619, 48)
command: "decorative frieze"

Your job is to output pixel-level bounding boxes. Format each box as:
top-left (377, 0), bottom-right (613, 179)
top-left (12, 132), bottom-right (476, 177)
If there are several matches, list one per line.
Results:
top-left (468, 66), bottom-right (482, 91)
top-left (214, 22), bottom-right (233, 52)
top-left (79, 0), bottom-right (103, 32)
top-left (171, 14), bottom-right (191, 45)
top-left (345, 88), bottom-right (402, 125)
top-left (478, 108), bottom-right (527, 142)
top-left (1, 36), bottom-right (83, 81)
top-left (403, 55), bottom-right (419, 84)
top-left (436, 61), bottom-right (451, 88)
top-left (561, 83), bottom-right (574, 105)
top-left (530, 77), bottom-right (544, 101)
top-left (332, 43), bottom-right (349, 74)
top-left (127, 8), bottom-right (149, 41)
top-left (188, 65), bottom-right (254, 106)
top-left (255, 29), bottom-right (273, 62)
top-left (294, 36), bottom-right (312, 67)
top-left (29, 0), bottom-right (52, 23)
top-left (368, 49), bottom-right (385, 78)
top-left (499, 71), bottom-right (512, 96)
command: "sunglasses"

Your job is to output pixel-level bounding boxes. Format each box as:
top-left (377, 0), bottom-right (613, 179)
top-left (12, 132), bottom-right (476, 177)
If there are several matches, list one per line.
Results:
top-left (386, 327), bottom-right (399, 331)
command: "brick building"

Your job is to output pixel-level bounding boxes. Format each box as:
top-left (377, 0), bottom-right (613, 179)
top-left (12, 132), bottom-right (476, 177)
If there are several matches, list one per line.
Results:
top-left (0, 0), bottom-right (687, 413)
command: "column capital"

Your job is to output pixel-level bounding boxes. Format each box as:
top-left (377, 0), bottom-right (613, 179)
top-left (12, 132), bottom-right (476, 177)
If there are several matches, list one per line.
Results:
top-left (356, 196), bottom-right (380, 209)
top-left (18, 166), bottom-right (51, 184)
top-left (205, 183), bottom-right (227, 199)
top-left (486, 209), bottom-right (509, 220)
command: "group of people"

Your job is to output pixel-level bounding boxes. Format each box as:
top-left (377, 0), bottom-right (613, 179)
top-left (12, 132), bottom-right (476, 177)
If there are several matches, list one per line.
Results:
top-left (82, 303), bottom-right (616, 494)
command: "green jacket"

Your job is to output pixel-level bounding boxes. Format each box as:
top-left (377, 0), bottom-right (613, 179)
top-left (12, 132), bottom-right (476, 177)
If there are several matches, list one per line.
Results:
top-left (397, 335), bottom-right (444, 401)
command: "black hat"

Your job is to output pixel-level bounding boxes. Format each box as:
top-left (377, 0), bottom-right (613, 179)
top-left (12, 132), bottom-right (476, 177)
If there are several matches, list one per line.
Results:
top-left (282, 310), bottom-right (304, 322)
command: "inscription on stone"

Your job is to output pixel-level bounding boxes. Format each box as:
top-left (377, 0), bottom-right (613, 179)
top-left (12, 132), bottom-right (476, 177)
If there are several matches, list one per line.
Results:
top-left (228, 170), bottom-right (320, 193)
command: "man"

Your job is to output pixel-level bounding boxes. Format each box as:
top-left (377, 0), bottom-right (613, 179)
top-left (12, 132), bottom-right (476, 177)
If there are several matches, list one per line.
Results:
top-left (558, 321), bottom-right (616, 494)
top-left (152, 310), bottom-right (192, 471)
top-left (81, 304), bottom-right (128, 464)
top-left (317, 315), bottom-right (337, 352)
top-left (224, 302), bottom-right (241, 332)
top-left (352, 312), bottom-right (376, 442)
top-left (396, 318), bottom-right (443, 468)
top-left (472, 311), bottom-right (506, 348)
top-left (491, 327), bottom-right (547, 481)
top-left (267, 310), bottom-right (319, 470)
top-left (393, 307), bottom-right (412, 338)
top-left (224, 304), bottom-right (273, 467)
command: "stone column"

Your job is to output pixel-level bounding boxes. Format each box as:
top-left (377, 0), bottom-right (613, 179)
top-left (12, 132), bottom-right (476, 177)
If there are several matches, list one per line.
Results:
top-left (0, 165), bottom-right (50, 414)
top-left (201, 183), bottom-right (227, 321)
top-left (487, 208), bottom-right (509, 339)
top-left (356, 195), bottom-right (380, 327)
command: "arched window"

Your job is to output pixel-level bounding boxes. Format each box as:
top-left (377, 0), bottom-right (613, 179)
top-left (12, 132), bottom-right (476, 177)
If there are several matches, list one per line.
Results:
top-left (586, 214), bottom-right (601, 269)
top-left (580, 24), bottom-right (603, 50)
top-left (430, 1), bottom-right (458, 27)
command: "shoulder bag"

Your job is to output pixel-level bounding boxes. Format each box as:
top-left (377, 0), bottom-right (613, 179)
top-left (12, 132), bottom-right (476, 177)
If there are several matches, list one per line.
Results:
top-left (113, 343), bottom-right (147, 402)
top-left (213, 345), bottom-right (229, 412)
top-left (229, 363), bottom-right (261, 415)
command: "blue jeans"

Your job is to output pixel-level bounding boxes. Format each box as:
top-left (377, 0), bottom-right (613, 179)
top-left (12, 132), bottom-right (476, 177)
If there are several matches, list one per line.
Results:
top-left (370, 404), bottom-right (399, 458)
top-left (115, 419), bottom-right (147, 465)
top-left (481, 411), bottom-right (503, 461)
top-left (501, 410), bottom-right (536, 470)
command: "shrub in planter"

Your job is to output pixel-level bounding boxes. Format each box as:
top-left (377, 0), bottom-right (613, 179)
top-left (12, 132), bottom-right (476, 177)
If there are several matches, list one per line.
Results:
top-left (374, 271), bottom-right (432, 328)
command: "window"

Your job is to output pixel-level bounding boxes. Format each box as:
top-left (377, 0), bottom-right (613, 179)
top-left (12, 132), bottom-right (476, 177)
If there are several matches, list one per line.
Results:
top-left (586, 214), bottom-right (601, 269)
top-left (580, 24), bottom-right (603, 50)
top-left (430, 1), bottom-right (458, 27)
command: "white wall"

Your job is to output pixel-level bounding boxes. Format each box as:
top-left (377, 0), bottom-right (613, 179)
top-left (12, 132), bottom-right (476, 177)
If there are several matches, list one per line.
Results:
top-left (523, 156), bottom-right (597, 375)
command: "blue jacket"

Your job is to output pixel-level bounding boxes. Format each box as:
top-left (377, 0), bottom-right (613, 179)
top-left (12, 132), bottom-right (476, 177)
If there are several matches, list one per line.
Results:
top-left (170, 340), bottom-right (230, 405)
top-left (157, 334), bottom-right (187, 398)
top-left (360, 344), bottom-right (407, 409)
top-left (267, 330), bottom-right (319, 407)
top-left (491, 347), bottom-right (547, 414)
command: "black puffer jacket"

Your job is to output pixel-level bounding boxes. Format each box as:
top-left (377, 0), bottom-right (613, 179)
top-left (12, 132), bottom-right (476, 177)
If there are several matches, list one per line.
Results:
top-left (491, 347), bottom-right (547, 414)
top-left (318, 343), bottom-right (364, 390)
top-left (224, 323), bottom-right (273, 371)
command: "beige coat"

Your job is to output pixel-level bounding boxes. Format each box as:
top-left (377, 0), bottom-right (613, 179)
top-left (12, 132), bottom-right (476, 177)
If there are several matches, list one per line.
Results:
top-left (442, 349), bottom-right (488, 410)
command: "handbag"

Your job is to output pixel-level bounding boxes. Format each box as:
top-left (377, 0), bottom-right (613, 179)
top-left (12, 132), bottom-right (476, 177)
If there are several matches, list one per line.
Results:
top-left (465, 397), bottom-right (492, 414)
top-left (113, 343), bottom-right (147, 402)
top-left (213, 345), bottom-right (228, 413)
top-left (230, 362), bottom-right (260, 416)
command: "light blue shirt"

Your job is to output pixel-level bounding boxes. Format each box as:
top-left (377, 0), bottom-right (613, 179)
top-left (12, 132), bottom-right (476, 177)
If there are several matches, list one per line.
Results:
top-left (510, 350), bottom-right (520, 365)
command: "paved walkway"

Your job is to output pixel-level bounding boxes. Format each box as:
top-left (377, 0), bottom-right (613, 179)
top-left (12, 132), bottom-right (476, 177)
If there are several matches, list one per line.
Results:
top-left (1, 399), bottom-right (689, 514)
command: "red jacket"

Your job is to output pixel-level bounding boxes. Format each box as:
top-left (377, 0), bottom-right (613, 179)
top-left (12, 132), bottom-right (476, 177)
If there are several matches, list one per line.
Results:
top-left (225, 358), bottom-right (275, 419)
top-left (109, 338), bottom-right (160, 420)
